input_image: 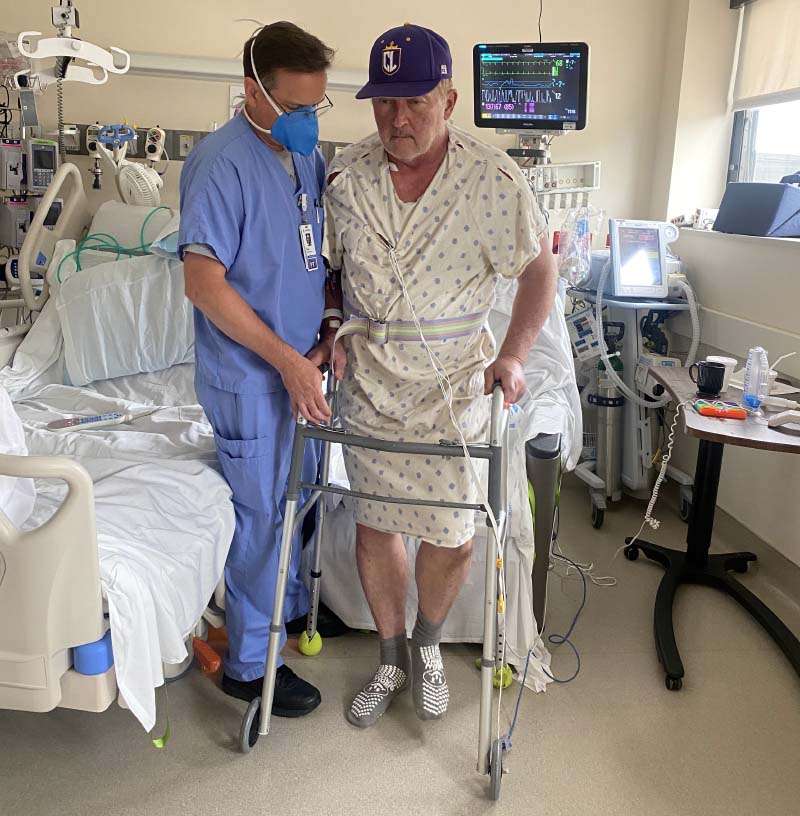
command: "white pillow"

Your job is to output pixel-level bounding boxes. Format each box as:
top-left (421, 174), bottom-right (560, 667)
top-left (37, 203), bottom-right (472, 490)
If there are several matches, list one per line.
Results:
top-left (53, 252), bottom-right (194, 386)
top-left (89, 201), bottom-right (176, 253)
top-left (0, 385), bottom-right (35, 529)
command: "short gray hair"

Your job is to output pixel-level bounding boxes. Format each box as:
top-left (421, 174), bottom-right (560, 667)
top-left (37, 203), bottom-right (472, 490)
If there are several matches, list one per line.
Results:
top-left (437, 78), bottom-right (454, 98)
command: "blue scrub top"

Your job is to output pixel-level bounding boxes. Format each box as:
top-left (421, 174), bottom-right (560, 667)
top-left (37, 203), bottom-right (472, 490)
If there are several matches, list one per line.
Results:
top-left (178, 113), bottom-right (326, 394)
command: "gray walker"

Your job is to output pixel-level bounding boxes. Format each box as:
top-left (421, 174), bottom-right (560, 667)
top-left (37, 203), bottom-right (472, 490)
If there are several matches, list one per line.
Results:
top-left (238, 378), bottom-right (560, 801)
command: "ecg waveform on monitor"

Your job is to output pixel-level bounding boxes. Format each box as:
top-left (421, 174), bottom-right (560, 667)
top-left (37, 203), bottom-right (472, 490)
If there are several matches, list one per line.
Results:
top-left (481, 87), bottom-right (564, 105)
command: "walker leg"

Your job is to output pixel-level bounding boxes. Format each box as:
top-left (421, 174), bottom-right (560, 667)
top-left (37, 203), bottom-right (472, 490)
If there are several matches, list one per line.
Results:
top-left (257, 496), bottom-right (300, 737)
top-left (253, 422), bottom-right (309, 738)
top-left (478, 521), bottom-right (498, 776)
top-left (309, 440), bottom-right (332, 638)
top-left (299, 441), bottom-right (332, 657)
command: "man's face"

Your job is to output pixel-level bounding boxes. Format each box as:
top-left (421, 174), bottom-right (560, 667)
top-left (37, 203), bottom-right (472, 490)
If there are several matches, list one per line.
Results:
top-left (372, 86), bottom-right (458, 162)
top-left (244, 68), bottom-right (328, 132)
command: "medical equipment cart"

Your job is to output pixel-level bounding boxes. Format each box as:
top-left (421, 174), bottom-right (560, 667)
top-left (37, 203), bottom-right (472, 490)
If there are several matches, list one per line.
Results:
top-left (569, 290), bottom-right (695, 527)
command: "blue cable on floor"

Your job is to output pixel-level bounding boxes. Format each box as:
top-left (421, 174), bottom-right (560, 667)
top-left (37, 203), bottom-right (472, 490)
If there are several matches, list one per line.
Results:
top-left (508, 549), bottom-right (587, 738)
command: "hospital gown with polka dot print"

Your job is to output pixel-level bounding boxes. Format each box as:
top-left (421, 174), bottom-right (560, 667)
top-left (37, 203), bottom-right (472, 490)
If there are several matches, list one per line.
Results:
top-left (323, 126), bottom-right (548, 547)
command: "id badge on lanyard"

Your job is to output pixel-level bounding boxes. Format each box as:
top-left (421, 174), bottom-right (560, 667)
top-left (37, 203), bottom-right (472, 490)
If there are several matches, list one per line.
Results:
top-left (298, 193), bottom-right (319, 272)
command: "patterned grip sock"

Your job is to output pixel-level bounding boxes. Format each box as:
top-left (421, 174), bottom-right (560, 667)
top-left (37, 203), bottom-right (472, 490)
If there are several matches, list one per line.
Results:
top-left (411, 611), bottom-right (449, 720)
top-left (347, 634), bottom-right (410, 728)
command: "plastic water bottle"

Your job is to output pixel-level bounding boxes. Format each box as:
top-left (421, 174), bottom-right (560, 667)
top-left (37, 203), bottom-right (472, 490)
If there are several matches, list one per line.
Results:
top-left (743, 347), bottom-right (769, 412)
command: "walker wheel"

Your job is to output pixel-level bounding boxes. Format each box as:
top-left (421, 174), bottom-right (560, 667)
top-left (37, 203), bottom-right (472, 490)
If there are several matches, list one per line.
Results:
top-left (493, 665), bottom-right (513, 689)
top-left (624, 545), bottom-right (639, 561)
top-left (239, 697), bottom-right (261, 753)
top-left (591, 505), bottom-right (605, 529)
top-left (298, 630), bottom-right (323, 656)
top-left (665, 675), bottom-right (683, 692)
top-left (489, 738), bottom-right (505, 801)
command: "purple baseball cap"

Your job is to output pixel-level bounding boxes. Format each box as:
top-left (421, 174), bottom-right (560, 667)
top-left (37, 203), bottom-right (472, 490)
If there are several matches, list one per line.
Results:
top-left (356, 23), bottom-right (452, 99)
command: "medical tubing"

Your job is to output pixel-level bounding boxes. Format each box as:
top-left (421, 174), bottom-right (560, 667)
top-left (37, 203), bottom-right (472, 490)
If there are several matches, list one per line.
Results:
top-left (55, 206), bottom-right (171, 282)
top-left (595, 261), bottom-right (670, 409)
top-left (675, 278), bottom-right (700, 367)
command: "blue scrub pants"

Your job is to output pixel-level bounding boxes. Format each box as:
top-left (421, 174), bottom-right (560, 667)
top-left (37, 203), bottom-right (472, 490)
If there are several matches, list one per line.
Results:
top-left (196, 381), bottom-right (316, 681)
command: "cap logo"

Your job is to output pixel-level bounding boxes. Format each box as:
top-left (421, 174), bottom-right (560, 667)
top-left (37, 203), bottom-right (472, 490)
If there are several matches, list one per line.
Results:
top-left (441, 64), bottom-right (448, 75)
top-left (382, 41), bottom-right (402, 76)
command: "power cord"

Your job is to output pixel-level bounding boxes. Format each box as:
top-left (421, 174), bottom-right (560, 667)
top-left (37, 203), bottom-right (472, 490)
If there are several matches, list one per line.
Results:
top-left (508, 547), bottom-right (586, 738)
top-left (616, 399), bottom-right (692, 559)
top-left (538, 0), bottom-right (545, 42)
top-left (542, 550), bottom-right (586, 683)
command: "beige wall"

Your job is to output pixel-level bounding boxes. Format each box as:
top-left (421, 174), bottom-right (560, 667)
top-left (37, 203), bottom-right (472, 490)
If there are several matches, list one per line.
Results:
top-left (647, 0), bottom-right (739, 220)
top-left (6, 0), bottom-right (671, 217)
top-left (666, 0), bottom-right (739, 219)
top-left (648, 0), bottom-right (689, 219)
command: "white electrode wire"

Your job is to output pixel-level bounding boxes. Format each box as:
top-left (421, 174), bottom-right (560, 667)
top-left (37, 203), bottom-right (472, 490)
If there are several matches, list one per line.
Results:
top-left (385, 244), bottom-right (510, 737)
top-left (674, 278), bottom-right (700, 367)
top-left (595, 261), bottom-right (670, 409)
top-left (614, 399), bottom-right (691, 560)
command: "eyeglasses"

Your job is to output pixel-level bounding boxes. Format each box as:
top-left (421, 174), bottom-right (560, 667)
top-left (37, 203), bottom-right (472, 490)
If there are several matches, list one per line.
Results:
top-left (284, 94), bottom-right (334, 120)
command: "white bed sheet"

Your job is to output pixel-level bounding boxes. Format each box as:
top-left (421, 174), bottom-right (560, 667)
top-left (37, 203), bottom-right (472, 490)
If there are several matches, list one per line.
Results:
top-left (1, 309), bottom-right (233, 731)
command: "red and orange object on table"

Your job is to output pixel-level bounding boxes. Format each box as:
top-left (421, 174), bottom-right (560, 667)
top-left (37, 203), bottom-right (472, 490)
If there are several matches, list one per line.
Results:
top-left (692, 399), bottom-right (747, 420)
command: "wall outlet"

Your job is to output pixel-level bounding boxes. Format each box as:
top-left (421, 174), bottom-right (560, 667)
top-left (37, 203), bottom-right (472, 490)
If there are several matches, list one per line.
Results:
top-left (179, 134), bottom-right (194, 157)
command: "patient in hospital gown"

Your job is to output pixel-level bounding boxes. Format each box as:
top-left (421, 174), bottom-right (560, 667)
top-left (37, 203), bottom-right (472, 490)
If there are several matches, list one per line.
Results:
top-left (321, 23), bottom-right (556, 730)
top-left (324, 126), bottom-right (547, 545)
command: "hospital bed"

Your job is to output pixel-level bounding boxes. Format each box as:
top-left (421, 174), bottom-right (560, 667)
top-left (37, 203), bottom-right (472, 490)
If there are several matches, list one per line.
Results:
top-left (0, 165), bottom-right (235, 732)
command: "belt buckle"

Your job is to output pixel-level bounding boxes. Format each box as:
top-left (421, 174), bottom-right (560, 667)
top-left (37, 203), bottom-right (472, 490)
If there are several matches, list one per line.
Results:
top-left (367, 318), bottom-right (388, 345)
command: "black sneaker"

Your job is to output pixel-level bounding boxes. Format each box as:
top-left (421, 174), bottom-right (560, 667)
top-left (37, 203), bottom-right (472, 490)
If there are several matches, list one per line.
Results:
top-left (221, 666), bottom-right (321, 717)
top-left (285, 603), bottom-right (350, 638)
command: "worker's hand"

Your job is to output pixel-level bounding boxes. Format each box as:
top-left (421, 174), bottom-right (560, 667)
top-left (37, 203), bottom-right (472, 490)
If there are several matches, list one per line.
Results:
top-left (306, 334), bottom-right (347, 381)
top-left (484, 354), bottom-right (527, 406)
top-left (279, 353), bottom-right (331, 424)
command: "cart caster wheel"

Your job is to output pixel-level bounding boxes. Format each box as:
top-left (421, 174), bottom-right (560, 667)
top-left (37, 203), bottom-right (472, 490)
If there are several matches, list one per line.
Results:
top-left (679, 499), bottom-right (692, 523)
top-left (489, 738), bottom-right (505, 801)
top-left (298, 631), bottom-right (323, 656)
top-left (591, 506), bottom-right (605, 529)
top-left (493, 665), bottom-right (513, 689)
top-left (239, 697), bottom-right (261, 753)
top-left (624, 545), bottom-right (639, 561)
top-left (665, 675), bottom-right (682, 691)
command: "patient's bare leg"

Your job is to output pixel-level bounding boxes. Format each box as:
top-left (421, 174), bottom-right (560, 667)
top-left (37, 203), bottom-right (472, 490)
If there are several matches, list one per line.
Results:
top-left (347, 524), bottom-right (411, 728)
top-left (355, 524), bottom-right (408, 638)
top-left (415, 539), bottom-right (473, 624)
top-left (411, 539), bottom-right (473, 720)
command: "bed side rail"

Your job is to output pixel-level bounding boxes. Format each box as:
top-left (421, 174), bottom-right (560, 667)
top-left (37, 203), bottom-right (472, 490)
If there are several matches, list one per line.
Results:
top-left (17, 162), bottom-right (92, 312)
top-left (0, 454), bottom-right (103, 710)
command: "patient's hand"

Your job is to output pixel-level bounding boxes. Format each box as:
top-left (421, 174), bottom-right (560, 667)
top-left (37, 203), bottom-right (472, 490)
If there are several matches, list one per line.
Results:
top-left (484, 354), bottom-right (526, 406)
top-left (306, 335), bottom-right (347, 382)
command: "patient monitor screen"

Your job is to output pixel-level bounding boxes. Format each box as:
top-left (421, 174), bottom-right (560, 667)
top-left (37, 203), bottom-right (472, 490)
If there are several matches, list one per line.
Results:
top-left (617, 227), bottom-right (662, 287)
top-left (473, 42), bottom-right (588, 130)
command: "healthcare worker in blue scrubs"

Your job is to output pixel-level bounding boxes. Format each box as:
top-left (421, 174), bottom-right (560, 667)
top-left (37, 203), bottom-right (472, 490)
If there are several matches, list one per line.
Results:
top-left (179, 22), bottom-right (343, 716)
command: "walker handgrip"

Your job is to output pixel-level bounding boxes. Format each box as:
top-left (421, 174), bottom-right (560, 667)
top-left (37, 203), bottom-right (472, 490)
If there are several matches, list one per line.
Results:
top-left (489, 383), bottom-right (508, 446)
